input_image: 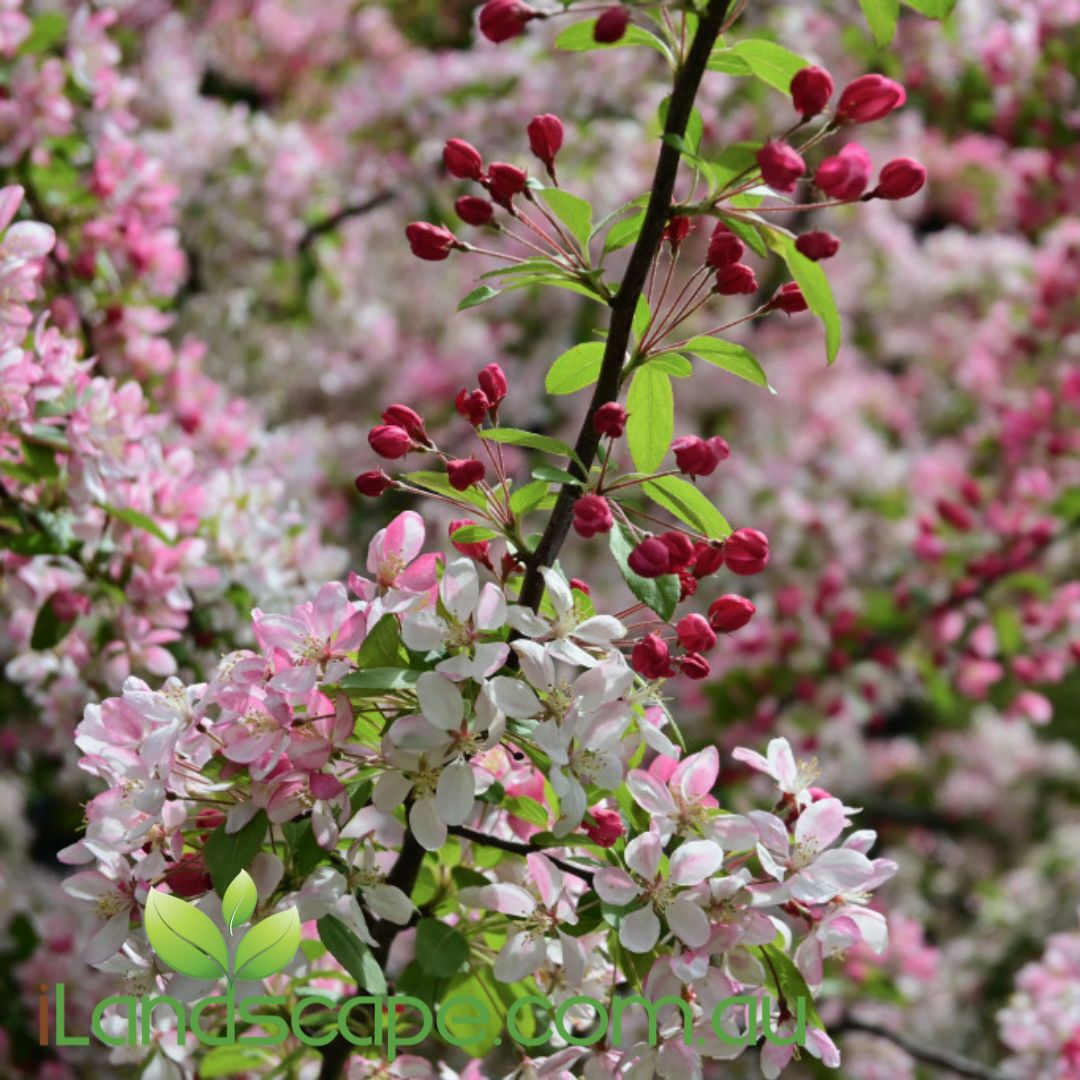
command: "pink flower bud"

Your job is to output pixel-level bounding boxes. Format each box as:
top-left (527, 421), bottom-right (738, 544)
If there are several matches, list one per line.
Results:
top-left (573, 494), bottom-right (614, 539)
top-left (756, 141), bottom-right (806, 194)
top-left (593, 402), bottom-right (628, 438)
top-left (487, 162), bottom-right (528, 208)
top-left (583, 807), bottom-right (625, 846)
top-left (455, 388), bottom-right (490, 426)
top-left (569, 578), bottom-right (591, 595)
top-left (663, 215), bottom-right (693, 249)
top-left (708, 436), bottom-right (731, 462)
top-left (715, 264), bottom-right (758, 295)
top-left (937, 498), bottom-right (973, 532)
top-left (354, 469), bottom-right (394, 497)
top-left (680, 652), bottom-right (711, 679)
top-left (795, 230), bottom-right (840, 261)
top-left (692, 542), bottom-right (726, 578)
top-left (527, 114), bottom-right (564, 177)
top-left (449, 518), bottom-right (492, 562)
top-left (443, 138), bottom-right (484, 180)
top-left (677, 613), bottom-right (717, 653)
top-left (478, 362), bottom-right (508, 406)
top-left (659, 530), bottom-right (696, 571)
top-left (790, 65), bottom-right (834, 118)
top-left (836, 74), bottom-right (906, 123)
top-left (447, 458), bottom-right (487, 491)
top-left (594, 5), bottom-right (630, 43)
top-left (708, 594), bottom-right (756, 632)
top-left (769, 282), bottom-right (808, 314)
top-left (382, 404), bottom-right (428, 443)
top-left (628, 537), bottom-right (671, 578)
top-left (479, 0), bottom-right (537, 43)
top-left (871, 157), bottom-right (927, 200)
top-left (406, 221), bottom-right (459, 261)
top-left (368, 424), bottom-right (413, 459)
top-left (814, 142), bottom-right (873, 200)
top-left (672, 435), bottom-right (719, 477)
top-left (50, 589), bottom-right (91, 622)
top-left (725, 528), bottom-right (770, 575)
top-left (631, 632), bottom-right (675, 679)
top-left (456, 195), bottom-right (495, 226)
top-left (707, 224), bottom-right (745, 269)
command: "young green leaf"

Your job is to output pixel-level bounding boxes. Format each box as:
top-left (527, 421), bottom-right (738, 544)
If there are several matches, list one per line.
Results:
top-left (538, 189), bottom-right (594, 252)
top-left (683, 337), bottom-right (775, 391)
top-left (318, 913), bottom-right (388, 994)
top-left (204, 811), bottom-right (268, 897)
top-left (144, 888), bottom-right (230, 981)
top-left (859, 0), bottom-right (900, 44)
top-left (642, 476), bottom-right (732, 539)
top-left (603, 211), bottom-right (645, 254)
top-left (632, 295), bottom-right (651, 345)
top-left (30, 597), bottom-right (75, 651)
top-left (555, 19), bottom-right (671, 59)
top-left (481, 428), bottom-right (585, 471)
top-left (339, 668), bottom-right (421, 692)
top-left (357, 613), bottom-right (406, 668)
top-left (545, 342), bottom-right (605, 395)
top-left (101, 504), bottom-right (176, 545)
top-left (727, 40), bottom-right (811, 95)
top-left (608, 523), bottom-right (679, 621)
top-left (649, 354), bottom-right (693, 378)
top-left (222, 870), bottom-right (258, 933)
top-left (903, 0), bottom-right (955, 15)
top-left (450, 524), bottom-right (500, 543)
top-left (509, 480), bottom-right (550, 516)
top-left (458, 285), bottom-right (500, 311)
top-left (767, 233), bottom-right (842, 363)
top-left (626, 366), bottom-right (673, 473)
top-left (416, 918), bottom-right (470, 978)
top-left (233, 907), bottom-right (301, 981)
top-left (404, 471), bottom-right (488, 510)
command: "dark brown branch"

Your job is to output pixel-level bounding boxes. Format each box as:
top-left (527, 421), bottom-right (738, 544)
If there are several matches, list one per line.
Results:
top-left (449, 825), bottom-right (595, 884)
top-left (837, 1017), bottom-right (1008, 1080)
top-left (517, 0), bottom-right (732, 611)
top-left (298, 192), bottom-right (396, 256)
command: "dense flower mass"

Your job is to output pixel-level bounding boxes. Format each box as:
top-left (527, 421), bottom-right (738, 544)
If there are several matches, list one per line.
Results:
top-left (0, 1), bottom-right (1078, 1079)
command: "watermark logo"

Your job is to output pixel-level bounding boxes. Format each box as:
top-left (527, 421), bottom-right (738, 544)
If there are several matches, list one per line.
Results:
top-left (144, 869), bottom-right (300, 987)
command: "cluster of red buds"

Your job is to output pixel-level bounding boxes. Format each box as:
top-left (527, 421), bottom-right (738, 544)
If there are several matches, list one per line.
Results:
top-left (478, 1), bottom-right (633, 46)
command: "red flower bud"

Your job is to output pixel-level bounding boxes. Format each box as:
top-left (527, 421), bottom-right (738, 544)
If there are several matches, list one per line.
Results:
top-left (628, 537), bottom-right (671, 578)
top-left (569, 578), bottom-right (591, 595)
top-left (708, 436), bottom-right (730, 462)
top-left (368, 424), bottom-right (413, 459)
top-left (715, 264), bottom-right (758, 295)
top-left (406, 221), bottom-right (459, 261)
top-left (680, 652), bottom-right (711, 680)
top-left (573, 494), bottom-right (614, 539)
top-left (756, 141), bottom-right (806, 194)
top-left (583, 807), bottom-right (625, 846)
top-left (871, 157), bottom-right (927, 200)
top-left (594, 5), bottom-right (630, 43)
top-left (382, 404), bottom-right (428, 443)
top-left (708, 594), bottom-right (756, 632)
top-left (449, 518), bottom-right (492, 562)
top-left (814, 142), bottom-right (873, 200)
top-left (795, 230), bottom-right (840, 261)
top-left (527, 114), bottom-right (564, 177)
top-left (355, 469), bottom-right (394, 497)
top-left (678, 570), bottom-right (698, 601)
top-left (937, 498), bottom-right (973, 532)
top-left (769, 282), bottom-right (808, 314)
top-left (456, 195), bottom-right (495, 226)
top-left (448, 458), bottom-right (487, 491)
top-left (707, 224), bottom-right (745, 269)
top-left (659, 530), bottom-right (696, 571)
top-left (692, 542), bottom-right (726, 578)
top-left (677, 613), bottom-right (717, 653)
top-left (836, 74), bottom-right (906, 123)
top-left (790, 65), bottom-right (834, 118)
top-left (478, 362), bottom-right (508, 407)
top-left (166, 854), bottom-right (212, 898)
top-left (631, 632), bottom-right (675, 679)
top-left (663, 214), bottom-right (693, 249)
top-left (479, 0), bottom-right (537, 43)
top-left (487, 162), bottom-right (528, 208)
top-left (672, 435), bottom-right (717, 477)
top-left (725, 528), bottom-right (770, 575)
top-left (593, 402), bottom-right (628, 438)
top-left (443, 138), bottom-right (485, 181)
top-left (50, 589), bottom-right (91, 622)
top-left (455, 388), bottom-right (490, 426)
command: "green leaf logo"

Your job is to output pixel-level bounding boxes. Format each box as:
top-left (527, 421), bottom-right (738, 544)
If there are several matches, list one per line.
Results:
top-left (233, 908), bottom-right (301, 982)
top-left (144, 889), bottom-right (230, 982)
top-left (222, 869), bottom-right (258, 932)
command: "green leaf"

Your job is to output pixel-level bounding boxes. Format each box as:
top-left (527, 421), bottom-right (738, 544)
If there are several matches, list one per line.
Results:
top-left (649, 354), bottom-right (692, 378)
top-left (144, 888), bottom-right (230, 981)
top-left (603, 211), bottom-right (645, 254)
top-left (756, 943), bottom-right (823, 1028)
top-left (19, 11), bottom-right (68, 55)
top-left (233, 908), bottom-right (301, 981)
top-left (357, 614), bottom-right (405, 668)
top-left (504, 795), bottom-right (550, 828)
top-left (450, 524), bottom-right (500, 543)
top-left (608, 523), bottom-right (679, 622)
top-left (509, 480), bottom-right (550, 516)
top-left (718, 214), bottom-right (768, 257)
top-left (546, 342), bottom-right (605, 395)
top-left (555, 19), bottom-right (670, 58)
top-left (683, 337), bottom-right (774, 391)
top-left (458, 285), bottom-right (500, 311)
top-left (632, 295), bottom-right (651, 344)
top-left (222, 870), bottom-right (258, 933)
top-left (318, 914), bottom-right (387, 994)
top-left (991, 608), bottom-right (1023, 657)
top-left (532, 464), bottom-right (581, 486)
top-left (101, 504), bottom-right (176, 545)
top-left (481, 428), bottom-right (585, 471)
top-left (727, 40), bottom-right (811, 95)
top-left (642, 477), bottom-right (731, 539)
top-left (405, 470), bottom-right (488, 510)
top-left (859, 0), bottom-right (899, 44)
top-left (768, 233), bottom-right (841, 363)
top-left (626, 366), bottom-right (673, 473)
top-left (30, 596), bottom-right (75, 650)
top-left (199, 1047), bottom-right (276, 1078)
top-left (204, 813), bottom-right (268, 898)
top-left (902, 0), bottom-right (956, 16)
top-left (416, 918), bottom-right (470, 978)
top-left (339, 668), bottom-right (420, 692)
top-left (538, 189), bottom-right (593, 252)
